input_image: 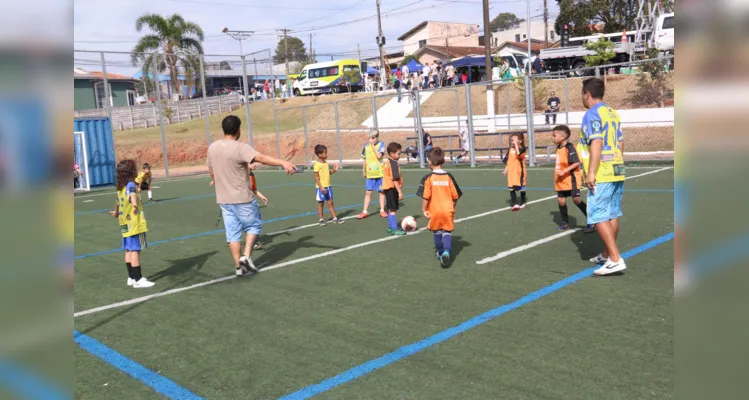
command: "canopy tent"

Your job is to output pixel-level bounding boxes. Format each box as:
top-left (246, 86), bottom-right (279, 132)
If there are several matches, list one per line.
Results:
top-left (450, 55), bottom-right (493, 68)
top-left (366, 66), bottom-right (379, 75)
top-left (402, 59), bottom-right (423, 71)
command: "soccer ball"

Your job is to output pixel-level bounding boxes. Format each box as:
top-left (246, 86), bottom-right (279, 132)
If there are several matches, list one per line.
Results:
top-left (401, 216), bottom-right (417, 232)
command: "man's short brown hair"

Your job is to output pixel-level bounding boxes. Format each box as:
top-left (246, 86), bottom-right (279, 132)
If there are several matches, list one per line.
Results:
top-left (427, 147), bottom-right (445, 166)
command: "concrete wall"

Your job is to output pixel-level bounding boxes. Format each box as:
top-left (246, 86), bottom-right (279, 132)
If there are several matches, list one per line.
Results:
top-left (492, 21), bottom-right (557, 46)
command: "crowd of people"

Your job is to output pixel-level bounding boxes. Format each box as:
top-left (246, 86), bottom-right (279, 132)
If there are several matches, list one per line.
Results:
top-left (106, 77), bottom-right (629, 287)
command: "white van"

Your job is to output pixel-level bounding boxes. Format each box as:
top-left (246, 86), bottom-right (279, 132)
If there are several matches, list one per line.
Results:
top-left (654, 12), bottom-right (675, 53)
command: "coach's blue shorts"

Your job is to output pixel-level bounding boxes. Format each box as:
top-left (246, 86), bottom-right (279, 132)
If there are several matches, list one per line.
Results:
top-left (316, 186), bottom-right (333, 202)
top-left (122, 233), bottom-right (147, 252)
top-left (365, 178), bottom-right (383, 192)
top-left (587, 181), bottom-right (624, 225)
top-left (221, 200), bottom-right (263, 242)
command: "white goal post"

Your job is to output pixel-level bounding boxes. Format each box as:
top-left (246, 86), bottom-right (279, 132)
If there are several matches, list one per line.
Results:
top-left (74, 131), bottom-right (91, 191)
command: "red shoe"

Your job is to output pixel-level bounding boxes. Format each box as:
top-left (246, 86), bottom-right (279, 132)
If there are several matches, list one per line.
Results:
top-left (511, 205), bottom-right (521, 211)
top-left (356, 212), bottom-right (369, 219)
top-left (379, 210), bottom-right (388, 218)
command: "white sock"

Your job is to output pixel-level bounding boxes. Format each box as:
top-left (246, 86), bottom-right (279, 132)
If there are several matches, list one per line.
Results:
top-left (148, 190), bottom-right (152, 199)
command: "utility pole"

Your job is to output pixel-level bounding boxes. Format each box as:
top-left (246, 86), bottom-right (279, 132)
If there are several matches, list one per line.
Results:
top-left (543, 0), bottom-right (549, 47)
top-left (357, 44), bottom-right (361, 64)
top-left (445, 38), bottom-right (450, 60)
top-left (482, 0), bottom-right (496, 131)
top-left (376, 0), bottom-right (386, 90)
top-left (309, 33), bottom-right (315, 62)
top-left (278, 28), bottom-right (292, 79)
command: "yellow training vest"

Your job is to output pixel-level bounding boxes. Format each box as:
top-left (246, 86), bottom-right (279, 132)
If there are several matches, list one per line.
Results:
top-left (117, 183), bottom-right (148, 237)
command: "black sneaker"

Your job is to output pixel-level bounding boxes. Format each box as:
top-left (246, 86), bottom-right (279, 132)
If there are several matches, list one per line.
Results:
top-left (318, 219), bottom-right (326, 227)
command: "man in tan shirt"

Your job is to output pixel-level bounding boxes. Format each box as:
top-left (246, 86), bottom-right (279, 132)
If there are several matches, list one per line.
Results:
top-left (207, 115), bottom-right (296, 276)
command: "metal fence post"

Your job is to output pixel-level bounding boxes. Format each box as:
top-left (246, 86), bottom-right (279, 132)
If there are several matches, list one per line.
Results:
top-left (506, 83), bottom-right (511, 129)
top-left (100, 52), bottom-right (114, 132)
top-left (334, 102), bottom-right (343, 168)
top-left (454, 88), bottom-right (460, 135)
top-left (564, 76), bottom-right (570, 125)
top-left (153, 54), bottom-right (169, 177)
top-left (274, 108), bottom-right (281, 160)
top-left (465, 85), bottom-right (476, 167)
top-left (414, 90), bottom-right (425, 169)
top-left (524, 74), bottom-right (536, 167)
top-left (595, 67), bottom-right (601, 78)
top-left (371, 95), bottom-right (378, 130)
top-left (199, 56), bottom-right (210, 145)
top-left (302, 107), bottom-right (310, 167)
top-left (241, 55), bottom-right (253, 145)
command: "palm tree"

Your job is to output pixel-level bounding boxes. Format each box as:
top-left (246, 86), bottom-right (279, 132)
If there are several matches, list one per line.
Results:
top-left (131, 13), bottom-right (204, 99)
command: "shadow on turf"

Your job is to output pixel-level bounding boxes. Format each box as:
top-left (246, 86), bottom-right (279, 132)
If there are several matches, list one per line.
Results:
top-left (149, 250), bottom-right (219, 282)
top-left (449, 235), bottom-right (472, 261)
top-left (253, 235), bottom-right (340, 271)
top-left (80, 253), bottom-right (221, 335)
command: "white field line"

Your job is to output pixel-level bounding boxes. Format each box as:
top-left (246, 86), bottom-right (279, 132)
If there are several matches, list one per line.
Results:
top-left (82, 200), bottom-right (94, 203)
top-left (74, 176), bottom-right (208, 199)
top-left (476, 229), bottom-right (581, 265)
top-left (73, 167), bottom-right (672, 318)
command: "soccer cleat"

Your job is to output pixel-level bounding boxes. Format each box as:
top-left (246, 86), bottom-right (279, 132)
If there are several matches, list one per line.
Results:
top-left (379, 210), bottom-right (388, 218)
top-left (239, 255), bottom-right (258, 273)
top-left (439, 251), bottom-right (451, 268)
top-left (127, 278), bottom-right (135, 286)
top-left (391, 229), bottom-right (406, 236)
top-left (511, 205), bottom-right (521, 211)
top-left (594, 258), bottom-right (627, 276)
top-left (132, 278), bottom-right (155, 288)
top-left (318, 219), bottom-right (326, 227)
top-left (253, 243), bottom-right (263, 250)
top-left (558, 223), bottom-right (570, 231)
top-left (235, 266), bottom-right (248, 276)
top-left (589, 253), bottom-right (607, 264)
top-left (583, 224), bottom-right (596, 233)
top-left (356, 212), bottom-right (369, 219)
top-left (148, 199), bottom-right (156, 203)
top-left (518, 204), bottom-right (526, 209)
top-left (331, 218), bottom-right (345, 224)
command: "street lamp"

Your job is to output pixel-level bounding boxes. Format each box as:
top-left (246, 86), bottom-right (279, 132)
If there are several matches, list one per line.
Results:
top-left (222, 28), bottom-right (254, 91)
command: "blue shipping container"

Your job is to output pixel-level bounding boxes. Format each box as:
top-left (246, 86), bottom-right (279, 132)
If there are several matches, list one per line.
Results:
top-left (74, 118), bottom-right (116, 187)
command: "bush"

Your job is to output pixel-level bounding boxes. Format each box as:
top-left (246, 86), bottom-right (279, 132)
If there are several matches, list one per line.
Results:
top-left (629, 49), bottom-right (673, 108)
top-left (515, 78), bottom-right (549, 112)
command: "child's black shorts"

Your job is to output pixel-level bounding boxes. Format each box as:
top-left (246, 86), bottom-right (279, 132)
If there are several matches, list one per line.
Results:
top-left (557, 189), bottom-right (581, 198)
top-left (384, 188), bottom-right (400, 212)
top-left (140, 182), bottom-right (150, 191)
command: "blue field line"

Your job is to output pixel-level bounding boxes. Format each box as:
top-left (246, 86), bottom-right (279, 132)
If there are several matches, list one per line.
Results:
top-left (75, 194), bottom-right (418, 260)
top-left (0, 360), bottom-right (70, 400)
top-left (278, 232), bottom-right (675, 400)
top-left (75, 183), bottom-right (310, 216)
top-left (74, 331), bottom-right (203, 400)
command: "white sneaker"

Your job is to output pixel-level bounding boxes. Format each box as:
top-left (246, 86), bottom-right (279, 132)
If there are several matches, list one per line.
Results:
top-left (132, 278), bottom-right (155, 288)
top-left (127, 278), bottom-right (135, 286)
top-left (239, 255), bottom-right (258, 273)
top-left (594, 258), bottom-right (627, 276)
top-left (518, 204), bottom-right (526, 209)
top-left (235, 266), bottom-right (248, 276)
top-left (589, 253), bottom-right (607, 264)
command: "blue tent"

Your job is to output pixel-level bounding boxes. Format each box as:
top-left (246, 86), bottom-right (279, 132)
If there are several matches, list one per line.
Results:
top-left (366, 66), bottom-right (378, 75)
top-left (403, 59), bottom-right (423, 71)
top-left (450, 56), bottom-right (492, 68)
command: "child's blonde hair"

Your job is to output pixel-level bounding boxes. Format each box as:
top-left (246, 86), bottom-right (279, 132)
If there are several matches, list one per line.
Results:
top-left (369, 128), bottom-right (380, 139)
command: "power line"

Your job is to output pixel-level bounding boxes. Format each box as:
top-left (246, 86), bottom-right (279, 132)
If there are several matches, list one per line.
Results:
top-left (161, 0), bottom-right (353, 11)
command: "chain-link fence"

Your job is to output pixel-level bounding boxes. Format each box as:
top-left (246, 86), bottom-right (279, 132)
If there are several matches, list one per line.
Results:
top-left (75, 49), bottom-right (673, 178)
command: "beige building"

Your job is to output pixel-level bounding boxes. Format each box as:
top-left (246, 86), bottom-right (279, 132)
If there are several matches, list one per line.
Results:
top-left (398, 21), bottom-right (480, 57)
top-left (491, 20), bottom-right (557, 47)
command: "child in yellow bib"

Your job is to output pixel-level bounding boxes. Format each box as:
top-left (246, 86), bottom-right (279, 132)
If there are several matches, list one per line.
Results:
top-left (110, 160), bottom-right (155, 288)
top-left (357, 129), bottom-right (387, 219)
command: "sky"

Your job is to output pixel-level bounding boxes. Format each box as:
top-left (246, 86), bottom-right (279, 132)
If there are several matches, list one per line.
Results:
top-left (74, 0), bottom-right (559, 75)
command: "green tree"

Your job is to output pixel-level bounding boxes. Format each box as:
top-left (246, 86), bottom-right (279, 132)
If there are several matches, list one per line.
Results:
top-left (219, 61), bottom-right (232, 70)
top-left (490, 12), bottom-right (524, 32)
top-left (273, 36), bottom-right (309, 64)
top-left (555, 0), bottom-right (640, 37)
top-left (584, 36), bottom-right (616, 66)
top-left (400, 54), bottom-right (419, 67)
top-left (630, 48), bottom-right (672, 108)
top-left (130, 13), bottom-right (204, 99)
top-left (134, 76), bottom-right (156, 100)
